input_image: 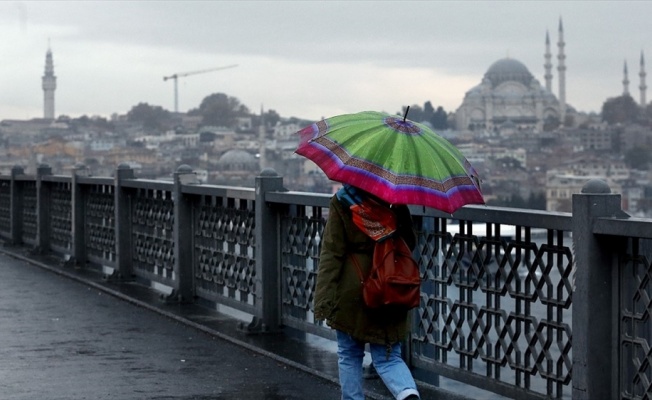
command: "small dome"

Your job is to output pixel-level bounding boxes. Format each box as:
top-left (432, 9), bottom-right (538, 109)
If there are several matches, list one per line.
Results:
top-left (466, 84), bottom-right (483, 96)
top-left (217, 149), bottom-right (259, 172)
top-left (218, 149), bottom-right (255, 165)
top-left (484, 58), bottom-right (534, 88)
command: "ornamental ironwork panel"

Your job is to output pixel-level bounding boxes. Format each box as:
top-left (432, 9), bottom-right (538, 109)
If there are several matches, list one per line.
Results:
top-left (411, 218), bottom-right (573, 399)
top-left (85, 184), bottom-right (115, 264)
top-left (131, 188), bottom-right (175, 282)
top-left (193, 195), bottom-right (256, 308)
top-left (280, 204), bottom-right (327, 331)
top-left (21, 181), bottom-right (37, 242)
top-left (50, 181), bottom-right (72, 251)
top-left (0, 180), bottom-right (10, 235)
top-left (620, 238), bottom-right (652, 400)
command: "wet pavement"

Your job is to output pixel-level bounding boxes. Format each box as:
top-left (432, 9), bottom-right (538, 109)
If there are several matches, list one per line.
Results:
top-left (0, 247), bottom-right (450, 400)
top-left (0, 251), bottom-right (344, 400)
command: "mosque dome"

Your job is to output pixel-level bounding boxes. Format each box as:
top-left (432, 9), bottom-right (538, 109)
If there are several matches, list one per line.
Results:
top-left (217, 149), bottom-right (258, 171)
top-left (219, 149), bottom-right (255, 164)
top-left (484, 58), bottom-right (534, 88)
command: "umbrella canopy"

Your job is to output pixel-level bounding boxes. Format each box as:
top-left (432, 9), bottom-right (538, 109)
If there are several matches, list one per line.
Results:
top-left (295, 110), bottom-right (484, 214)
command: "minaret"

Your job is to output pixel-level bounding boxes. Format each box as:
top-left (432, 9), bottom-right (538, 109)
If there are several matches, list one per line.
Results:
top-left (42, 45), bottom-right (57, 120)
top-left (557, 17), bottom-right (567, 122)
top-left (640, 51), bottom-right (647, 107)
top-left (623, 60), bottom-right (630, 96)
top-left (544, 30), bottom-right (553, 92)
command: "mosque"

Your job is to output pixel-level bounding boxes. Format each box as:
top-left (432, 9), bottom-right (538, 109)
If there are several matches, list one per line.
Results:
top-left (454, 19), bottom-right (648, 134)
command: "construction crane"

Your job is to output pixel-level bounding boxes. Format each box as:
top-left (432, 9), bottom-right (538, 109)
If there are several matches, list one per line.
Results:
top-left (163, 64), bottom-right (238, 113)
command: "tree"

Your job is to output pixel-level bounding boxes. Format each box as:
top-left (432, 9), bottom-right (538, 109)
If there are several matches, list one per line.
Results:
top-left (642, 103), bottom-right (652, 126)
top-left (601, 95), bottom-right (640, 125)
top-left (423, 101), bottom-right (435, 124)
top-left (625, 146), bottom-right (650, 170)
top-left (431, 106), bottom-right (448, 130)
top-left (563, 114), bottom-right (575, 128)
top-left (89, 116), bottom-right (114, 131)
top-left (75, 115), bottom-right (91, 126)
top-left (84, 157), bottom-right (100, 168)
top-left (67, 115), bottom-right (101, 132)
top-left (252, 109), bottom-right (281, 130)
top-left (486, 192), bottom-right (546, 210)
top-left (199, 131), bottom-right (217, 142)
top-left (189, 93), bottom-right (249, 128)
top-left (399, 105), bottom-right (424, 122)
top-left (263, 109), bottom-right (281, 127)
top-left (527, 192), bottom-right (547, 210)
top-left (398, 102), bottom-right (448, 130)
top-left (127, 103), bottom-right (171, 132)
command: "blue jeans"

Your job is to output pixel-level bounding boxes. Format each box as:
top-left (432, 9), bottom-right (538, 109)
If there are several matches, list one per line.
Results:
top-left (336, 330), bottom-right (420, 400)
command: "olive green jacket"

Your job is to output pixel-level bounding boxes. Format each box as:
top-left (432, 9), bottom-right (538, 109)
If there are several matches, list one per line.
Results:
top-left (314, 196), bottom-right (416, 345)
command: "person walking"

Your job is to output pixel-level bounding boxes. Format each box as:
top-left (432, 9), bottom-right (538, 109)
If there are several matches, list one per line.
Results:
top-left (314, 184), bottom-right (420, 400)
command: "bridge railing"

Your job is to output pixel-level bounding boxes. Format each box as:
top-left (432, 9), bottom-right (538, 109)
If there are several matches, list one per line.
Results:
top-left (1, 163), bottom-right (650, 400)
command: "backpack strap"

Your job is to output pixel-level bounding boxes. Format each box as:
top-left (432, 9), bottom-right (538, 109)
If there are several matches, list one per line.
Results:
top-left (350, 254), bottom-right (366, 284)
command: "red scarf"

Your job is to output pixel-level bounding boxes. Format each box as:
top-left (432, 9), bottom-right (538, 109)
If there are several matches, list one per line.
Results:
top-left (336, 185), bottom-right (396, 242)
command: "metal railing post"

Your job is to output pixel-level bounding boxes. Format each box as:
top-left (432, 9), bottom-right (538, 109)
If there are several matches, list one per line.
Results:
top-left (247, 168), bottom-right (285, 333)
top-left (35, 164), bottom-right (52, 253)
top-left (70, 163), bottom-right (89, 267)
top-left (173, 165), bottom-right (198, 303)
top-left (114, 164), bottom-right (135, 279)
top-left (9, 165), bottom-right (24, 245)
top-left (572, 179), bottom-right (628, 400)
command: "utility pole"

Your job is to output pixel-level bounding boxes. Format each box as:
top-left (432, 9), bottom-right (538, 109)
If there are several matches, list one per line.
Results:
top-left (163, 64), bottom-right (237, 113)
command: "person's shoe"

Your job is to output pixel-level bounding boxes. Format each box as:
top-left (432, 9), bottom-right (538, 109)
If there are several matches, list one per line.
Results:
top-left (404, 395), bottom-right (419, 400)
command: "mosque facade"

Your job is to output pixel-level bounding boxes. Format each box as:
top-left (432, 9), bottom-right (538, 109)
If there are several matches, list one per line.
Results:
top-left (454, 57), bottom-right (565, 133)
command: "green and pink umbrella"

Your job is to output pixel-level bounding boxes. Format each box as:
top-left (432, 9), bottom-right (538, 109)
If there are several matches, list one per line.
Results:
top-left (295, 110), bottom-right (484, 214)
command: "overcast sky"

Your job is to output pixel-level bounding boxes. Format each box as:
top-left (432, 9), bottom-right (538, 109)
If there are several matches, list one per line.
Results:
top-left (1, 1), bottom-right (651, 122)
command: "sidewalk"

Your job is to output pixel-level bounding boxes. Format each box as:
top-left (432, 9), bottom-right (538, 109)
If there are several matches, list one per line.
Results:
top-left (0, 246), bottom-right (450, 400)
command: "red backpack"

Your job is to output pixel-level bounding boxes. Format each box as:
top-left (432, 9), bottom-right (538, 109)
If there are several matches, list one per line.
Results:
top-left (352, 235), bottom-right (421, 310)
